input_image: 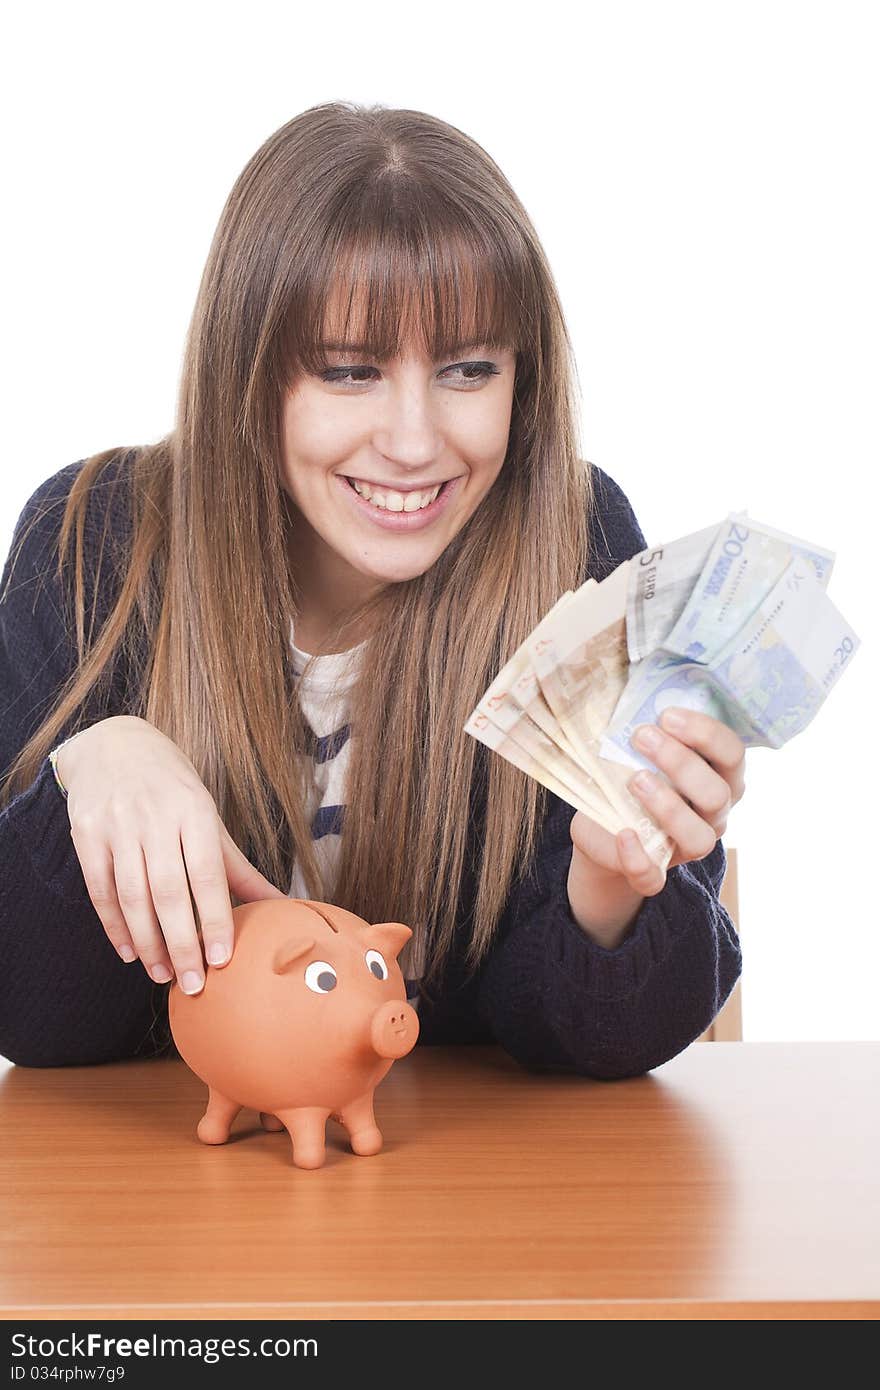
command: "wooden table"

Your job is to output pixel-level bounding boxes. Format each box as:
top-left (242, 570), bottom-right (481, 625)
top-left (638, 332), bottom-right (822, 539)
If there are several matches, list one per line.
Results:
top-left (1, 1042), bottom-right (877, 1320)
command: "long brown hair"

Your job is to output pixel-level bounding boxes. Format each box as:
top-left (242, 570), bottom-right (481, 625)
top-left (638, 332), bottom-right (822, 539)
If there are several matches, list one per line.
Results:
top-left (0, 101), bottom-right (595, 999)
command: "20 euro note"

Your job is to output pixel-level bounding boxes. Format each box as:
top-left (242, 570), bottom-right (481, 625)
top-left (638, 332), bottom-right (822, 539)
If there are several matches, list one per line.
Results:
top-left (699, 557), bottom-right (860, 747)
top-left (601, 511), bottom-right (837, 769)
top-left (663, 512), bottom-right (835, 664)
top-left (600, 533), bottom-right (856, 772)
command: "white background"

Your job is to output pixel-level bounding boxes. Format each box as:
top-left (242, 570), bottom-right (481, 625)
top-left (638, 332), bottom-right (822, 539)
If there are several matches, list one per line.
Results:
top-left (2, 0), bottom-right (876, 1040)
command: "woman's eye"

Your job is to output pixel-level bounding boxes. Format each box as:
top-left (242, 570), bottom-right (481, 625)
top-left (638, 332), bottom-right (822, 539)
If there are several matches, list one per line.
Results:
top-left (320, 365), bottom-right (377, 385)
top-left (449, 362), bottom-right (501, 384)
top-left (318, 361), bottom-right (501, 387)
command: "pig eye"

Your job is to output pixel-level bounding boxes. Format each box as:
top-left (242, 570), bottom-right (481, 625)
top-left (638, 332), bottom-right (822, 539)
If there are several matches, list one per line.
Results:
top-left (365, 949), bottom-right (389, 980)
top-left (304, 961), bottom-right (337, 993)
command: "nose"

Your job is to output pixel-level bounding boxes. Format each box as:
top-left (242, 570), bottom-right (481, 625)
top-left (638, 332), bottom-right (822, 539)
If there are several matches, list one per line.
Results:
top-left (370, 999), bottom-right (420, 1060)
top-left (372, 371), bottom-right (443, 470)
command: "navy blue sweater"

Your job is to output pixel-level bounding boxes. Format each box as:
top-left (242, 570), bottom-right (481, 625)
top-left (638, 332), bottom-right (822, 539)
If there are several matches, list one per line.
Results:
top-left (0, 455), bottom-right (741, 1074)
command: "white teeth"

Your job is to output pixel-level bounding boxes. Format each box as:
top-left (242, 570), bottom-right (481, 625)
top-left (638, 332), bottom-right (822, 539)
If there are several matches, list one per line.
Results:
top-left (349, 479), bottom-right (442, 511)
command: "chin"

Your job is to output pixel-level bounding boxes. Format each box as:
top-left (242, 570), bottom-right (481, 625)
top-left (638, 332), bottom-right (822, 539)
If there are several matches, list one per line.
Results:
top-left (366, 548), bottom-right (442, 580)
top-left (365, 559), bottom-right (435, 583)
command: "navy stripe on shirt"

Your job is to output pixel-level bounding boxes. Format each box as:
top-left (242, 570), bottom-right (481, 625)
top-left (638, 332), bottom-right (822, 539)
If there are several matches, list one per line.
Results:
top-left (307, 723), bottom-right (351, 763)
top-left (312, 802), bottom-right (345, 839)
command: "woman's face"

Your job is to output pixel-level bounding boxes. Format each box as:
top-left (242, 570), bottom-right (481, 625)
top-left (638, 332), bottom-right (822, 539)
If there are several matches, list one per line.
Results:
top-left (280, 336), bottom-right (516, 639)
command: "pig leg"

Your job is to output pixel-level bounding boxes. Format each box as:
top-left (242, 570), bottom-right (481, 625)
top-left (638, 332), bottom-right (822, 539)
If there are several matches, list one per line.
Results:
top-left (197, 1088), bottom-right (242, 1145)
top-left (274, 1106), bottom-right (331, 1169)
top-left (337, 1091), bottom-right (383, 1156)
top-left (259, 1112), bottom-right (285, 1132)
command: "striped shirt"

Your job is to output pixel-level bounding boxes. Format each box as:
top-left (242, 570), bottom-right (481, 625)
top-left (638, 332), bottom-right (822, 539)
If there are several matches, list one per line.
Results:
top-left (286, 619), bottom-right (424, 1003)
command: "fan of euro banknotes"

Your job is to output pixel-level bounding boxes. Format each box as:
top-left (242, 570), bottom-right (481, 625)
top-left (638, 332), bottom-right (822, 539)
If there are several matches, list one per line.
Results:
top-left (464, 511), bottom-right (860, 873)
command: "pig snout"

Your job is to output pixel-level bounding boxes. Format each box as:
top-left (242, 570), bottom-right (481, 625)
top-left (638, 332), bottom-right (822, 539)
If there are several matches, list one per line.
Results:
top-left (370, 999), bottom-right (419, 1060)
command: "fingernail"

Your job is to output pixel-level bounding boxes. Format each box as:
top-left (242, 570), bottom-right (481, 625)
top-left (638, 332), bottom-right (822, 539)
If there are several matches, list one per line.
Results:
top-left (661, 708), bottom-right (686, 732)
top-left (180, 970), bottom-right (204, 995)
top-left (634, 724), bottom-right (662, 751)
top-left (150, 964), bottom-right (173, 984)
top-left (117, 944), bottom-right (137, 963)
top-left (631, 771), bottom-right (655, 796)
top-left (207, 942), bottom-right (229, 966)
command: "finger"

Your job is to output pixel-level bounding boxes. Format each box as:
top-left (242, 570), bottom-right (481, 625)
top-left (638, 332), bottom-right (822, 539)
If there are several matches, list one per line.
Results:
top-left (569, 809), bottom-right (624, 876)
top-left (628, 770), bottom-right (719, 862)
top-left (137, 832), bottom-right (209, 994)
top-left (109, 838), bottom-right (179, 984)
top-left (616, 829), bottom-right (667, 896)
top-left (180, 815), bottom-right (237, 968)
top-left (631, 721), bottom-right (732, 828)
top-left (68, 826), bottom-right (145, 968)
top-left (219, 822), bottom-right (288, 901)
top-left (657, 707), bottom-right (747, 801)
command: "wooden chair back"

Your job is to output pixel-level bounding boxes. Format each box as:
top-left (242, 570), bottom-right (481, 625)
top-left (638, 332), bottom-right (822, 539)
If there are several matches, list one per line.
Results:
top-left (698, 845), bottom-right (743, 1042)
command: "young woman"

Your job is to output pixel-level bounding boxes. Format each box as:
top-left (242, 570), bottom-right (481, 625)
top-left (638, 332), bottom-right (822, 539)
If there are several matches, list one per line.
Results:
top-left (0, 101), bottom-right (744, 1075)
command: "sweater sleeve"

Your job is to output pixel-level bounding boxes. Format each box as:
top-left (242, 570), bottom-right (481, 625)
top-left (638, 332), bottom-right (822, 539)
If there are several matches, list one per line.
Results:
top-left (0, 460), bottom-right (168, 1067)
top-left (474, 464), bottom-right (743, 1077)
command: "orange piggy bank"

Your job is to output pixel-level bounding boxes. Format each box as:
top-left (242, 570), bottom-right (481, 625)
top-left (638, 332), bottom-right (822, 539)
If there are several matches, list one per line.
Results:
top-left (168, 898), bottom-right (419, 1168)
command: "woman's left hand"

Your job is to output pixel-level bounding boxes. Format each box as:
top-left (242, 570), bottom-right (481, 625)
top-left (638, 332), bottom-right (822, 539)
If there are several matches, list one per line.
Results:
top-left (620, 705), bottom-right (747, 889)
top-left (567, 707), bottom-right (747, 946)
top-left (569, 706), bottom-right (747, 904)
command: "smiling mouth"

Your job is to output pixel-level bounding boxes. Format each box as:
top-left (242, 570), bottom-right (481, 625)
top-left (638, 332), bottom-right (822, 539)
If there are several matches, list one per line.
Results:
top-left (344, 476), bottom-right (451, 511)
top-left (345, 476), bottom-right (452, 493)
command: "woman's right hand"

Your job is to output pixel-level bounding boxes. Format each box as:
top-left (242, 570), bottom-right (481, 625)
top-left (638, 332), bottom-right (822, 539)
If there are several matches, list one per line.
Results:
top-left (57, 715), bottom-right (288, 994)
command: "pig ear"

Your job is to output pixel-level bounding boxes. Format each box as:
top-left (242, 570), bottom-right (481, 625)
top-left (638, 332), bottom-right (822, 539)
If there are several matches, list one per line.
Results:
top-left (272, 936), bottom-right (316, 975)
top-left (367, 921), bottom-right (413, 960)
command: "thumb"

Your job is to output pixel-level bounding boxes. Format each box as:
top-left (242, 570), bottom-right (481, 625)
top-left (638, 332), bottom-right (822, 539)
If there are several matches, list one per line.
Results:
top-left (569, 809), bottom-right (620, 876)
top-left (219, 823), bottom-right (289, 903)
